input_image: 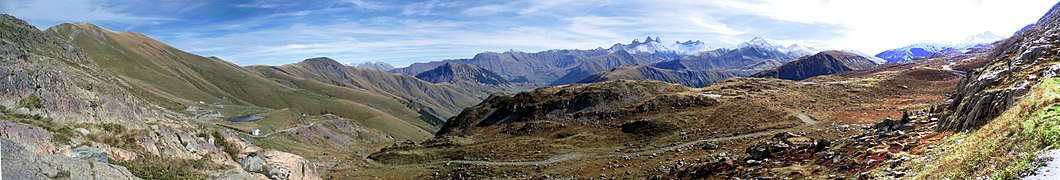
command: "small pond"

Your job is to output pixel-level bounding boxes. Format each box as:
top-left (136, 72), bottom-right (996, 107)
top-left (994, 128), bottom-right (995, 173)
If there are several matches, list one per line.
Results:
top-left (228, 115), bottom-right (265, 122)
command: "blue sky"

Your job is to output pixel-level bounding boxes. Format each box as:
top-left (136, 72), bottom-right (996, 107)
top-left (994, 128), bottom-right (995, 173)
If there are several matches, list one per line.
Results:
top-left (2, 0), bottom-right (1056, 66)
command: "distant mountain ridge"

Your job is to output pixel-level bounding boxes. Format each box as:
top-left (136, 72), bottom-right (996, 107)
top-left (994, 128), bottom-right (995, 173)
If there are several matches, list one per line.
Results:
top-left (352, 61), bottom-right (396, 71)
top-left (608, 36), bottom-right (712, 56)
top-left (415, 62), bottom-right (509, 85)
top-left (875, 32), bottom-right (1006, 62)
top-left (753, 50), bottom-right (880, 80)
top-left (391, 36), bottom-right (818, 88)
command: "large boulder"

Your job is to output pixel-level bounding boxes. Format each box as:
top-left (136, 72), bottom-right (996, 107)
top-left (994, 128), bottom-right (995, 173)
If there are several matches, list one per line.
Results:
top-left (262, 150), bottom-right (322, 180)
top-left (241, 152), bottom-right (266, 173)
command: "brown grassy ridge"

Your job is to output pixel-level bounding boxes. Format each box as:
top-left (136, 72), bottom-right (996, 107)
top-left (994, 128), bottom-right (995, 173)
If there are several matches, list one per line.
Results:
top-left (43, 23), bottom-right (432, 140)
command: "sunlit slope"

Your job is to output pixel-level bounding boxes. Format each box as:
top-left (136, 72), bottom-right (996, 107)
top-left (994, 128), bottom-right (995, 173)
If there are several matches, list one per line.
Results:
top-left (44, 23), bottom-right (431, 140)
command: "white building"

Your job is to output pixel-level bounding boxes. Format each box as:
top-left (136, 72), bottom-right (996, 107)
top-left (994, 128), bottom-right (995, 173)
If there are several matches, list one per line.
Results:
top-left (251, 128), bottom-right (260, 136)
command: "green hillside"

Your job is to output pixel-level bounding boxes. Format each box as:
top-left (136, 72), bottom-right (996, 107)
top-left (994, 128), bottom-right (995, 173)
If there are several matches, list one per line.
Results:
top-left (44, 23), bottom-right (431, 140)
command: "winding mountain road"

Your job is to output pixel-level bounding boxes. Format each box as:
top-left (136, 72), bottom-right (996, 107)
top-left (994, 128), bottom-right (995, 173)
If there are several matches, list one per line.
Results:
top-left (440, 114), bottom-right (821, 166)
top-left (241, 120), bottom-right (333, 138)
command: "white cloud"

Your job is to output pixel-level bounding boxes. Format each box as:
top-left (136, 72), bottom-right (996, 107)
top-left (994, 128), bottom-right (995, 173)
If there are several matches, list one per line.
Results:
top-left (345, 0), bottom-right (388, 10)
top-left (713, 0), bottom-right (1058, 53)
top-left (26, 0), bottom-right (1053, 66)
top-left (0, 0), bottom-right (172, 28)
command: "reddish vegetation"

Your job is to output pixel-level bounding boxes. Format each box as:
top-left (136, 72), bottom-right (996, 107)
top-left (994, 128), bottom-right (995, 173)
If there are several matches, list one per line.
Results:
top-left (365, 46), bottom-right (995, 179)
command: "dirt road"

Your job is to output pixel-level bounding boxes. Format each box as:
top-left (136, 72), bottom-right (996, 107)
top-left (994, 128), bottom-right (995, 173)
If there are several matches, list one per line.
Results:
top-left (442, 114), bottom-right (821, 165)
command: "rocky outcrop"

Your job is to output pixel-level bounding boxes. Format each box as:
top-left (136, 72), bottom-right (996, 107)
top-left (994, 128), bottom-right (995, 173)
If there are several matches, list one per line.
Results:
top-left (753, 50), bottom-right (880, 80)
top-left (941, 2), bottom-right (1060, 131)
top-left (2, 138), bottom-right (140, 179)
top-left (262, 150), bottom-right (322, 180)
top-left (241, 152), bottom-right (266, 173)
top-left (436, 80), bottom-right (715, 136)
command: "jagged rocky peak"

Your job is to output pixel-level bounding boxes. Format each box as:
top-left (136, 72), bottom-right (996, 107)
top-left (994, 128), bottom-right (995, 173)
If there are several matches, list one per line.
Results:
top-left (612, 36), bottom-right (712, 56)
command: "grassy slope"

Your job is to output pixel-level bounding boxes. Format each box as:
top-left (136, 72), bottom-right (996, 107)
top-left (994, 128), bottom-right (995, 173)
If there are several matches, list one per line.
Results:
top-left (43, 23), bottom-right (430, 140)
top-left (913, 78), bottom-right (1060, 179)
top-left (253, 60), bottom-right (481, 120)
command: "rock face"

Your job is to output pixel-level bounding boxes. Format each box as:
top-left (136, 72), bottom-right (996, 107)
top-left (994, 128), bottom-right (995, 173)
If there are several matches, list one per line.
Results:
top-left (415, 62), bottom-right (509, 85)
top-left (2, 139), bottom-right (140, 180)
top-left (753, 50), bottom-right (880, 80)
top-left (941, 2), bottom-right (1060, 131)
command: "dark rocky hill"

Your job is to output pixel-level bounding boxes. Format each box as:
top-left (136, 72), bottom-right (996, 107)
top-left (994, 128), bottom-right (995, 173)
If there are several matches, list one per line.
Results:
top-left (753, 50), bottom-right (880, 80)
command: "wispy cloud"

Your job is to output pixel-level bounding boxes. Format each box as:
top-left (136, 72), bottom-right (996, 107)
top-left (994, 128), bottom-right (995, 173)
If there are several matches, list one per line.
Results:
top-left (2, 0), bottom-right (1053, 66)
top-left (345, 0), bottom-right (388, 10)
top-left (0, 0), bottom-right (174, 28)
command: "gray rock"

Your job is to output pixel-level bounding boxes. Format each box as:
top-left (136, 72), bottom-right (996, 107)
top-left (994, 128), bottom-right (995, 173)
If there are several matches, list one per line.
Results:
top-left (701, 143), bottom-right (719, 150)
top-left (185, 140), bottom-right (198, 152)
top-left (74, 128), bottom-right (90, 135)
top-left (3, 138), bottom-right (139, 179)
top-left (14, 107), bottom-right (31, 115)
top-left (68, 146), bottom-right (109, 163)
top-left (241, 152), bottom-right (266, 173)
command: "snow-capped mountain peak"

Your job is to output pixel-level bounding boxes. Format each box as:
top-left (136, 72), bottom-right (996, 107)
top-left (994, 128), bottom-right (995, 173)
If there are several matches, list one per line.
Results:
top-left (739, 37), bottom-right (774, 48)
top-left (962, 31), bottom-right (1005, 45)
top-left (611, 36), bottom-right (712, 56)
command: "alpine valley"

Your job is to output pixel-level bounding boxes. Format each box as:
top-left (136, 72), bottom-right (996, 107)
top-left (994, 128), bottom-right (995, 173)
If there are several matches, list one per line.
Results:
top-left (3, 1), bottom-right (1060, 179)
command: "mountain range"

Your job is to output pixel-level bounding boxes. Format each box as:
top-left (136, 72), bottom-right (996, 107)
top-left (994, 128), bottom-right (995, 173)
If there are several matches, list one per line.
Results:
top-left (6, 1), bottom-right (1059, 178)
top-left (393, 36), bottom-right (819, 88)
top-left (875, 31), bottom-right (1006, 62)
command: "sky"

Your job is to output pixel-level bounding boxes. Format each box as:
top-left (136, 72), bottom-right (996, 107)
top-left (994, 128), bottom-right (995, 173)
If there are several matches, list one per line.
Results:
top-left (1, 0), bottom-right (1056, 67)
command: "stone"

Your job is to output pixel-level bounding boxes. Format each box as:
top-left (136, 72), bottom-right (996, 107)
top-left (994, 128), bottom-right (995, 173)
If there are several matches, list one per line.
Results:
top-left (772, 132), bottom-right (797, 140)
top-left (74, 128), bottom-right (90, 135)
top-left (900, 124), bottom-right (915, 131)
top-left (241, 152), bottom-right (266, 173)
top-left (261, 150), bottom-right (323, 180)
top-left (702, 143), bottom-right (719, 150)
top-left (746, 145), bottom-right (770, 160)
top-left (67, 146), bottom-right (108, 163)
top-left (814, 139), bottom-right (832, 151)
top-left (185, 140), bottom-right (197, 152)
top-left (874, 118), bottom-right (898, 130)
